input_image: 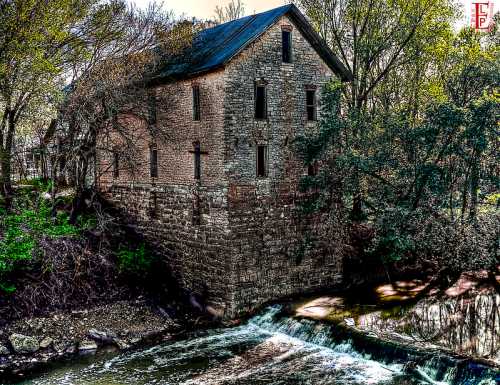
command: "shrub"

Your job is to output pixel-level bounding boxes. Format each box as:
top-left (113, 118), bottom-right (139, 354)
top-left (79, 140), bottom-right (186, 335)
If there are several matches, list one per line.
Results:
top-left (116, 243), bottom-right (155, 277)
top-left (0, 199), bottom-right (81, 293)
top-left (18, 177), bottom-right (53, 192)
top-left (370, 207), bottom-right (499, 279)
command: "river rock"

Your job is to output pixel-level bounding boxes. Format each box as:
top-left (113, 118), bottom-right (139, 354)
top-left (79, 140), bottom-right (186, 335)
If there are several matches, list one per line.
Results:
top-left (65, 343), bottom-right (77, 354)
top-left (53, 341), bottom-right (66, 354)
top-left (88, 329), bottom-right (115, 343)
top-left (113, 338), bottom-right (130, 350)
top-left (0, 344), bottom-right (10, 355)
top-left (344, 318), bottom-right (355, 327)
top-left (130, 337), bottom-right (142, 345)
top-left (40, 337), bottom-right (53, 349)
top-left (8, 334), bottom-right (39, 354)
top-left (79, 340), bottom-right (97, 352)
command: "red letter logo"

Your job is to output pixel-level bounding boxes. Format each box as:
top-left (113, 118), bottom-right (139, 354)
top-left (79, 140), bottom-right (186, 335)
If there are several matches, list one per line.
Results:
top-left (472, 1), bottom-right (494, 31)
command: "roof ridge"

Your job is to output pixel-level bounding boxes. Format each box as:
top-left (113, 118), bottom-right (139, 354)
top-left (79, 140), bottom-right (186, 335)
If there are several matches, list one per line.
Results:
top-left (190, 14), bottom-right (258, 69)
top-left (151, 4), bottom-right (353, 84)
top-left (203, 4), bottom-right (293, 33)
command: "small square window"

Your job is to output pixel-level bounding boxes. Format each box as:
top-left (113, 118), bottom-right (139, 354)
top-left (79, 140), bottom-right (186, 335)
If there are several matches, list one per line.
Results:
top-left (308, 161), bottom-right (319, 176)
top-left (256, 145), bottom-right (268, 178)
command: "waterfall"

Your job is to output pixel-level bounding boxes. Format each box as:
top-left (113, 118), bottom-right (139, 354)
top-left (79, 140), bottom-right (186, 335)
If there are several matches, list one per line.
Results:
top-left (248, 305), bottom-right (500, 385)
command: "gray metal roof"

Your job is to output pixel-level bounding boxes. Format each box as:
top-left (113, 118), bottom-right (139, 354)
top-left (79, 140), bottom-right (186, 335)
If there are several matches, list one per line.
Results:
top-left (152, 4), bottom-right (353, 83)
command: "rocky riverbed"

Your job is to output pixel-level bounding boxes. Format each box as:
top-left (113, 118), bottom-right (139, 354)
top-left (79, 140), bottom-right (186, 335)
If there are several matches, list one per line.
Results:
top-left (2, 273), bottom-right (498, 384)
top-left (0, 300), bottom-right (184, 381)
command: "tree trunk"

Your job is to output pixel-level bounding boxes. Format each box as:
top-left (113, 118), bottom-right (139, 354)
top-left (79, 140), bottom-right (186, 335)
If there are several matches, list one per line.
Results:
top-left (0, 112), bottom-right (18, 208)
top-left (469, 155), bottom-right (479, 221)
top-left (0, 147), bottom-right (13, 208)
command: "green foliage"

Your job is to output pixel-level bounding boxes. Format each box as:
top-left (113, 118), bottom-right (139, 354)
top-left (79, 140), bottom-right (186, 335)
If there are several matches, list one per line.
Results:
top-left (375, 233), bottom-right (414, 264)
top-left (485, 192), bottom-right (500, 207)
top-left (0, 194), bottom-right (83, 293)
top-left (116, 243), bottom-right (155, 277)
top-left (293, 24), bottom-right (499, 277)
top-left (18, 178), bottom-right (53, 192)
top-left (370, 207), bottom-right (499, 275)
top-left (294, 80), bottom-right (345, 165)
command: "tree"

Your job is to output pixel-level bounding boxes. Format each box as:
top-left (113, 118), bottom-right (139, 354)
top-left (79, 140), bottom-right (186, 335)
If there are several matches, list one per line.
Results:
top-left (56, 2), bottom-right (194, 222)
top-left (214, 0), bottom-right (245, 24)
top-left (293, 4), bottom-right (499, 287)
top-left (0, 0), bottom-right (101, 207)
top-left (296, 76), bottom-right (498, 287)
top-left (293, 0), bottom-right (458, 218)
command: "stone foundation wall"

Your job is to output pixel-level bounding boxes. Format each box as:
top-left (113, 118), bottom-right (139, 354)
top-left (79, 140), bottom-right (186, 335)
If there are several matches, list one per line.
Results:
top-left (100, 182), bottom-right (233, 313)
top-left (225, 182), bottom-right (343, 317)
top-left (100, 181), bottom-right (342, 318)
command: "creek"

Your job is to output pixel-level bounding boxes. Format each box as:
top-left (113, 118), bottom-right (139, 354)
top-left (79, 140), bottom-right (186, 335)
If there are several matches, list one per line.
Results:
top-left (16, 300), bottom-right (499, 385)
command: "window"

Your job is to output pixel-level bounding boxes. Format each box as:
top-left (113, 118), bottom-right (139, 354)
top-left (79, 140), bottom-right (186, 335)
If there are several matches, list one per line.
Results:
top-left (150, 145), bottom-right (158, 178)
top-left (254, 83), bottom-right (267, 120)
top-left (256, 145), bottom-right (268, 177)
top-left (113, 152), bottom-right (119, 178)
top-left (192, 85), bottom-right (201, 121)
top-left (308, 161), bottom-right (319, 176)
top-left (193, 142), bottom-right (201, 180)
top-left (282, 30), bottom-right (292, 63)
top-left (306, 89), bottom-right (317, 121)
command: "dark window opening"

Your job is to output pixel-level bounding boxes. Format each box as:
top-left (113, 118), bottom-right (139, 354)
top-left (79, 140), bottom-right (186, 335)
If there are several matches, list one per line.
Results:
top-left (256, 145), bottom-right (268, 178)
top-left (282, 30), bottom-right (292, 63)
top-left (254, 83), bottom-right (267, 120)
top-left (194, 142), bottom-right (201, 180)
top-left (308, 161), bottom-right (319, 176)
top-left (306, 89), bottom-right (317, 121)
top-left (113, 153), bottom-right (119, 178)
top-left (193, 85), bottom-right (201, 121)
top-left (150, 146), bottom-right (158, 178)
top-left (59, 155), bottom-right (66, 173)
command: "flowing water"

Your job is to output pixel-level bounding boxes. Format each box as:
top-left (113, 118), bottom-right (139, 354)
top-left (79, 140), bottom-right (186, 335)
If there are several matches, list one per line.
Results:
top-left (16, 305), bottom-right (499, 385)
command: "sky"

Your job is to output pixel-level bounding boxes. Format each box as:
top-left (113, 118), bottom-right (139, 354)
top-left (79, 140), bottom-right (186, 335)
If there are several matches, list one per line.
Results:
top-left (130, 0), bottom-right (498, 28)
top-left (132, 0), bottom-right (287, 20)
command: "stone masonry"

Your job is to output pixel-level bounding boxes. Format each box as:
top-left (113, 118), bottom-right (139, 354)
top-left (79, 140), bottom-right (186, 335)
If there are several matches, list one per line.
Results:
top-left (98, 11), bottom-right (345, 318)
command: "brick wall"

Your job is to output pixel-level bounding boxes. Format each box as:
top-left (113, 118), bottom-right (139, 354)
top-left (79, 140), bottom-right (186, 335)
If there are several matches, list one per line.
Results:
top-left (98, 70), bottom-right (226, 187)
top-left (98, 15), bottom-right (343, 319)
top-left (100, 183), bottom-right (232, 312)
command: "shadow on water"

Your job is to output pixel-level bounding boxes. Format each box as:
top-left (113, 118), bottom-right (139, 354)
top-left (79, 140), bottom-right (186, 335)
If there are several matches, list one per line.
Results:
top-left (11, 300), bottom-right (500, 385)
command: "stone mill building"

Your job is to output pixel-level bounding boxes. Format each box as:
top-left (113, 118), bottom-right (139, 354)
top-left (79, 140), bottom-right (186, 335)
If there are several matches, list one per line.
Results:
top-left (97, 4), bottom-right (353, 318)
